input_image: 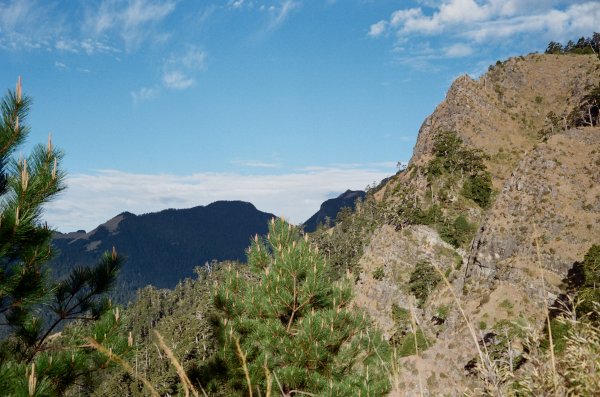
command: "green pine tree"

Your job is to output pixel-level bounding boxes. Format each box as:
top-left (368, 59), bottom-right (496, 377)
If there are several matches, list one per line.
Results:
top-left (213, 218), bottom-right (391, 396)
top-left (0, 77), bottom-right (128, 396)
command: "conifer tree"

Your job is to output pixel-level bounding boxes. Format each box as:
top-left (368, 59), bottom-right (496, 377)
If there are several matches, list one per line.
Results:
top-left (214, 218), bottom-right (390, 396)
top-left (0, 78), bottom-right (127, 396)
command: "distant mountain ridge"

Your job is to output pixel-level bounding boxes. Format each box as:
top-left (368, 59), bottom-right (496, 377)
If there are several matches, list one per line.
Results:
top-left (50, 201), bottom-right (275, 302)
top-left (302, 190), bottom-right (366, 233)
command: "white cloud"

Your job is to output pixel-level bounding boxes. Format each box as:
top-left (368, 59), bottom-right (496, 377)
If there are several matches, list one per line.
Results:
top-left (444, 43), bottom-right (473, 57)
top-left (162, 71), bottom-right (194, 90)
top-left (262, 0), bottom-right (300, 32)
top-left (233, 160), bottom-right (281, 168)
top-left (84, 0), bottom-right (176, 50)
top-left (368, 20), bottom-right (387, 37)
top-left (371, 0), bottom-right (600, 60)
top-left (43, 165), bottom-right (396, 232)
top-left (160, 47), bottom-right (207, 91)
top-left (55, 39), bottom-right (78, 53)
top-left (54, 61), bottom-right (68, 70)
top-left (131, 86), bottom-right (160, 104)
top-left (0, 0), bottom-right (39, 33)
top-left (228, 0), bottom-right (246, 9)
top-left (167, 47), bottom-right (207, 71)
top-left (0, 0), bottom-right (66, 51)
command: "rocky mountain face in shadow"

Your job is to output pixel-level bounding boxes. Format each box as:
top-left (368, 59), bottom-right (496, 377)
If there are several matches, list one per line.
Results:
top-left (302, 190), bottom-right (366, 233)
top-left (50, 201), bottom-right (275, 303)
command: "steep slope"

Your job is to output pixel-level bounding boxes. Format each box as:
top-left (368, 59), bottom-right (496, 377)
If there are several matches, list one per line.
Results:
top-left (467, 126), bottom-right (600, 289)
top-left (351, 53), bottom-right (600, 395)
top-left (302, 189), bottom-right (366, 232)
top-left (409, 54), bottom-right (599, 184)
top-left (50, 201), bottom-right (275, 302)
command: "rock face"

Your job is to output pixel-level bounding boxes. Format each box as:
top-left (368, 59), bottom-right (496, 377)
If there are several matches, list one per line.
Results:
top-left (410, 54), bottom-right (599, 186)
top-left (467, 127), bottom-right (600, 291)
top-left (351, 53), bottom-right (600, 395)
top-left (354, 225), bottom-right (461, 339)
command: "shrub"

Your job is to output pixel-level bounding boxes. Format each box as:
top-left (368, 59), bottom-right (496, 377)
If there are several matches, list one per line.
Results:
top-left (462, 173), bottom-right (493, 208)
top-left (409, 262), bottom-right (442, 306)
top-left (372, 266), bottom-right (385, 280)
top-left (395, 330), bottom-right (429, 358)
top-left (440, 215), bottom-right (476, 248)
top-left (213, 218), bottom-right (391, 396)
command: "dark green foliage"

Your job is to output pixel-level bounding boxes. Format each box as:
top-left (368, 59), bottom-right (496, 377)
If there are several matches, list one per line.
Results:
top-left (581, 245), bottom-right (600, 286)
top-left (0, 79), bottom-right (126, 396)
top-left (408, 262), bottom-right (442, 306)
top-left (411, 205), bottom-right (443, 226)
top-left (570, 82), bottom-right (600, 127)
top-left (92, 265), bottom-right (226, 397)
top-left (541, 318), bottom-right (571, 354)
top-left (544, 33), bottom-right (600, 55)
top-left (545, 41), bottom-right (563, 54)
top-left (311, 195), bottom-right (383, 278)
top-left (391, 304), bottom-right (410, 329)
top-left (427, 130), bottom-right (492, 212)
top-left (538, 111), bottom-right (564, 141)
top-left (462, 173), bottom-right (493, 208)
top-left (575, 245), bottom-right (600, 321)
top-left (372, 267), bottom-right (384, 280)
top-left (214, 218), bottom-right (391, 396)
top-left (480, 319), bottom-right (526, 370)
top-left (395, 329), bottom-right (429, 358)
top-left (427, 131), bottom-right (488, 178)
top-left (303, 190), bottom-right (366, 233)
top-left (389, 304), bottom-right (431, 360)
top-left (439, 215), bottom-right (476, 248)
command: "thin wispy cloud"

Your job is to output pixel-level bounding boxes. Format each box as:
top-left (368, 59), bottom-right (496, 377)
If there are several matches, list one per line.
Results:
top-left (162, 71), bottom-right (195, 90)
top-left (230, 0), bottom-right (301, 36)
top-left (160, 46), bottom-right (206, 90)
top-left (131, 86), bottom-right (160, 104)
top-left (84, 0), bottom-right (176, 50)
top-left (44, 164), bottom-right (396, 232)
top-left (233, 160), bottom-right (282, 168)
top-left (131, 46), bottom-right (207, 102)
top-left (265, 0), bottom-right (300, 31)
top-left (54, 61), bottom-right (68, 70)
top-left (0, 0), bottom-right (65, 51)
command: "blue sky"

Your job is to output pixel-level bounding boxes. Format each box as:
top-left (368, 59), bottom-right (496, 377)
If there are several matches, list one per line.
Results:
top-left (1, 0), bottom-right (598, 231)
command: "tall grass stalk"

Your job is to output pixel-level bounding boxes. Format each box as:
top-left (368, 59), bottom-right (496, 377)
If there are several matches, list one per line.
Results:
top-left (154, 330), bottom-right (200, 397)
top-left (409, 300), bottom-right (424, 397)
top-left (234, 335), bottom-right (254, 397)
top-left (85, 338), bottom-right (160, 397)
top-left (532, 229), bottom-right (558, 395)
top-left (431, 263), bottom-right (485, 367)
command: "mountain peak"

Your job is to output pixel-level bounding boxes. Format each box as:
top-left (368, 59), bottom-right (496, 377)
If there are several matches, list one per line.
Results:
top-left (303, 190), bottom-right (366, 233)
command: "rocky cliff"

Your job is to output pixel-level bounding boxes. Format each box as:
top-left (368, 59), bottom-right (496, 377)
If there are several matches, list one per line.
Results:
top-left (352, 53), bottom-right (600, 395)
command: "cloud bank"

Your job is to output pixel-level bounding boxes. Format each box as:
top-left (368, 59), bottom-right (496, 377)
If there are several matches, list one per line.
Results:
top-left (44, 164), bottom-right (396, 232)
top-left (370, 0), bottom-right (600, 62)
